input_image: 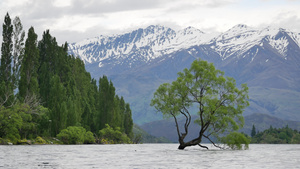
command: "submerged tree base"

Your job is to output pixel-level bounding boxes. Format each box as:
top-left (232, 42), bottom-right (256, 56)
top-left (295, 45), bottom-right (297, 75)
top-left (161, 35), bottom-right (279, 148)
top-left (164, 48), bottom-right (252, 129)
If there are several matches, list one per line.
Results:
top-left (178, 143), bottom-right (209, 150)
top-left (178, 144), bottom-right (186, 150)
top-left (177, 132), bottom-right (250, 150)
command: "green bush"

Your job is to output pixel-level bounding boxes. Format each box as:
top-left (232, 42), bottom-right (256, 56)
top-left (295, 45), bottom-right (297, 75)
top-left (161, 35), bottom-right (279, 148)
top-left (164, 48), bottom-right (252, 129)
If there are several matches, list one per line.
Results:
top-left (0, 106), bottom-right (23, 144)
top-left (57, 126), bottom-right (95, 144)
top-left (84, 131), bottom-right (95, 144)
top-left (99, 124), bottom-right (131, 144)
top-left (17, 139), bottom-right (30, 145)
top-left (220, 132), bottom-right (250, 150)
top-left (35, 136), bottom-right (46, 144)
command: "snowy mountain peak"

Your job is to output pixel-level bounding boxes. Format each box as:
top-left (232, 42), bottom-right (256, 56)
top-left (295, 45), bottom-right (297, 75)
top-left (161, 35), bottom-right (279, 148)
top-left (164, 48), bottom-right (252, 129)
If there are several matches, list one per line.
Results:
top-left (179, 26), bottom-right (204, 35)
top-left (145, 25), bottom-right (172, 32)
top-left (68, 25), bottom-right (210, 65)
top-left (216, 24), bottom-right (254, 40)
top-left (68, 24), bottom-right (300, 68)
top-left (208, 24), bottom-right (300, 60)
top-left (137, 25), bottom-right (176, 39)
top-left (230, 24), bottom-right (249, 30)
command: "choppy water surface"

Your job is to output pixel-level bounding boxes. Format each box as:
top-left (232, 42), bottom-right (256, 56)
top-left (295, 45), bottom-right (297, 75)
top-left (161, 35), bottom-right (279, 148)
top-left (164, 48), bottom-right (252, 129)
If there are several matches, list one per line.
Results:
top-left (0, 144), bottom-right (299, 168)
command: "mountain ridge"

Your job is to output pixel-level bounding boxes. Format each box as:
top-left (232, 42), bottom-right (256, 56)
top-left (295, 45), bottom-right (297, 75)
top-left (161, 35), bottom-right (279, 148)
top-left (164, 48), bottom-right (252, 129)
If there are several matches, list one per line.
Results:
top-left (69, 24), bottom-right (300, 66)
top-left (68, 24), bottom-right (300, 125)
top-left (68, 25), bottom-right (211, 66)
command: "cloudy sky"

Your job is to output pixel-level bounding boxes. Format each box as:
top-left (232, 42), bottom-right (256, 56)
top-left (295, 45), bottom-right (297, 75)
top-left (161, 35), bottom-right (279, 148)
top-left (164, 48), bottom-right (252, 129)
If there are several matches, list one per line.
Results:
top-left (1, 0), bottom-right (300, 44)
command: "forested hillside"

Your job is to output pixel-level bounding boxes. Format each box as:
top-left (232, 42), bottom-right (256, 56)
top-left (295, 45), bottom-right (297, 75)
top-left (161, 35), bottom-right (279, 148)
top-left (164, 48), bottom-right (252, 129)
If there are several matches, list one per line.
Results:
top-left (0, 13), bottom-right (133, 144)
top-left (251, 125), bottom-right (300, 144)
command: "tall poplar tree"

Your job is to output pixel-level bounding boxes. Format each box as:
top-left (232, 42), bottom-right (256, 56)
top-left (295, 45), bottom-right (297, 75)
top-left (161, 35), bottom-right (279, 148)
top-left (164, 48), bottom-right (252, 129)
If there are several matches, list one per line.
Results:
top-left (38, 30), bottom-right (57, 106)
top-left (12, 16), bottom-right (25, 91)
top-left (96, 76), bottom-right (116, 130)
top-left (48, 75), bottom-right (67, 136)
top-left (19, 27), bottom-right (39, 102)
top-left (0, 13), bottom-right (14, 107)
top-left (124, 102), bottom-right (133, 138)
top-left (251, 124), bottom-right (257, 137)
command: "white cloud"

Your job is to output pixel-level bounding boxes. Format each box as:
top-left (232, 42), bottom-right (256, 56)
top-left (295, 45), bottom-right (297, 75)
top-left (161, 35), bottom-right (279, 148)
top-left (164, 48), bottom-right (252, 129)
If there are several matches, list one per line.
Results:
top-left (0, 0), bottom-right (299, 44)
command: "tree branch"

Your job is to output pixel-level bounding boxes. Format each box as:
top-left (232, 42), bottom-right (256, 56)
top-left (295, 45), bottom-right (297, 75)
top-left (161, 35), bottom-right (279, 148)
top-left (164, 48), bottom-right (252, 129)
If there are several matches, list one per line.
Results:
top-left (0, 88), bottom-right (16, 109)
top-left (203, 134), bottom-right (225, 150)
top-left (198, 143), bottom-right (208, 150)
top-left (171, 112), bottom-right (183, 141)
top-left (180, 106), bottom-right (191, 136)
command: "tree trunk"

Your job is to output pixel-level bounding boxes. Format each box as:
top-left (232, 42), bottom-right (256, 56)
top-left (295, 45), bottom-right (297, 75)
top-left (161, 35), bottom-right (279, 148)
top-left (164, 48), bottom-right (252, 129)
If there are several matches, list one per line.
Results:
top-left (178, 144), bottom-right (186, 150)
top-left (178, 137), bottom-right (202, 150)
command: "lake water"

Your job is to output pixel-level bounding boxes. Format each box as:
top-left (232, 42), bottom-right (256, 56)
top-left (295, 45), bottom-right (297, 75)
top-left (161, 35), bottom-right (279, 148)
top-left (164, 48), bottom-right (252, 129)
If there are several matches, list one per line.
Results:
top-left (0, 144), bottom-right (299, 168)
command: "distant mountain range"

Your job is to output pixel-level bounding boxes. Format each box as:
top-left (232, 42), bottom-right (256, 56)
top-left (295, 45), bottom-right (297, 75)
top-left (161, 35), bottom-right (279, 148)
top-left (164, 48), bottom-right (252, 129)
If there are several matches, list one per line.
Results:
top-left (68, 24), bottom-right (300, 126)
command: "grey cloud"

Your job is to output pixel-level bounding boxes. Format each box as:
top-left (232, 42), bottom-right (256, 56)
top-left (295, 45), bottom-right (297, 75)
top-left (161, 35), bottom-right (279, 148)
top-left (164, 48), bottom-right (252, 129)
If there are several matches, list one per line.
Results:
top-left (257, 11), bottom-right (300, 32)
top-left (7, 0), bottom-right (237, 24)
top-left (165, 0), bottom-right (237, 13)
top-left (4, 0), bottom-right (171, 36)
top-left (15, 0), bottom-right (169, 20)
top-left (274, 15), bottom-right (300, 32)
top-left (70, 0), bottom-right (167, 13)
top-left (204, 0), bottom-right (238, 8)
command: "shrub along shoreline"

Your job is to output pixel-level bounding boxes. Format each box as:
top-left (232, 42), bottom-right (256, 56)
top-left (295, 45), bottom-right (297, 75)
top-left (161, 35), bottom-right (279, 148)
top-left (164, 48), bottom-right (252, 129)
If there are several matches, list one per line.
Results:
top-left (0, 124), bottom-right (133, 145)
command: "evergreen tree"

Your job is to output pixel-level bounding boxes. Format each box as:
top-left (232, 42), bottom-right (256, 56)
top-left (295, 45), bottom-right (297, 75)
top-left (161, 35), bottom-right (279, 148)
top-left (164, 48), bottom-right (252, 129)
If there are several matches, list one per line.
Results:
top-left (48, 75), bottom-right (67, 136)
top-left (0, 13), bottom-right (14, 107)
top-left (124, 103), bottom-right (133, 138)
top-left (38, 30), bottom-right (57, 106)
top-left (83, 78), bottom-right (98, 132)
top-left (112, 95), bottom-right (122, 129)
top-left (19, 27), bottom-right (39, 102)
top-left (97, 76), bottom-right (115, 130)
top-left (118, 96), bottom-right (126, 130)
top-left (251, 124), bottom-right (256, 137)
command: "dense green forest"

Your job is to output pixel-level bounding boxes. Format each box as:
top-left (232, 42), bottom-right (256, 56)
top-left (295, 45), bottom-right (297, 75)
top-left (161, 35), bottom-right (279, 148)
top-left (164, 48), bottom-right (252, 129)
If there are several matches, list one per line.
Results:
top-left (250, 125), bottom-right (300, 144)
top-left (0, 13), bottom-right (133, 144)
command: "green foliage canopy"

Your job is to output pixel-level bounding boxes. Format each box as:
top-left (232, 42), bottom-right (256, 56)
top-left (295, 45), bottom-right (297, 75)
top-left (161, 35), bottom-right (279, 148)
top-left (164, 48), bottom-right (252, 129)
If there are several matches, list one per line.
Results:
top-left (151, 59), bottom-right (250, 150)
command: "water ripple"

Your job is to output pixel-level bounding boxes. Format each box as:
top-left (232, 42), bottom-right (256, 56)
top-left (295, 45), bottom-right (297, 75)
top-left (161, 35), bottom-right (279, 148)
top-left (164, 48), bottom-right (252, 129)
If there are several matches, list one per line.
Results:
top-left (0, 144), bottom-right (299, 168)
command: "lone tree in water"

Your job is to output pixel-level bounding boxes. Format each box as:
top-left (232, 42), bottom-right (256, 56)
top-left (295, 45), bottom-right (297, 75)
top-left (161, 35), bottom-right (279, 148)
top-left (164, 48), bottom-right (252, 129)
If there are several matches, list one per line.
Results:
top-left (151, 59), bottom-right (250, 150)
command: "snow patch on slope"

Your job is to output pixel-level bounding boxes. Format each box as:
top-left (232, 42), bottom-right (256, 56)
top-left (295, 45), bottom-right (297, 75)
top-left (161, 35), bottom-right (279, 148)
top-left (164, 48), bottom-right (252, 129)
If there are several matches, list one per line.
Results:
top-left (210, 24), bottom-right (299, 60)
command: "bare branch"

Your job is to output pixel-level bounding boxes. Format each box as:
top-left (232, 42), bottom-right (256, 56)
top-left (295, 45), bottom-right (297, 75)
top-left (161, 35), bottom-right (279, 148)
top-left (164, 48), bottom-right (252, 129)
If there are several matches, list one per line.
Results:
top-left (23, 93), bottom-right (42, 114)
top-left (198, 143), bottom-right (209, 150)
top-left (0, 88), bottom-right (16, 108)
top-left (203, 134), bottom-right (225, 150)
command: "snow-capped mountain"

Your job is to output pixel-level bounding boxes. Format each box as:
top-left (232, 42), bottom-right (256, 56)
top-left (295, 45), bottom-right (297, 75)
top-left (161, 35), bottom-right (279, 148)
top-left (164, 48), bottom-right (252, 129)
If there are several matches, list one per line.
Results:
top-left (210, 24), bottom-right (300, 60)
top-left (69, 24), bottom-right (300, 75)
top-left (69, 25), bottom-right (210, 63)
top-left (68, 24), bottom-right (300, 124)
top-left (68, 25), bottom-right (213, 74)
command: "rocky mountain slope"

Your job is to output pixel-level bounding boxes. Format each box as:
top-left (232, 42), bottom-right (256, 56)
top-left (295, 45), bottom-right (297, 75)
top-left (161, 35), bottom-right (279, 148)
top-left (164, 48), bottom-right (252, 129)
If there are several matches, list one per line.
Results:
top-left (68, 24), bottom-right (300, 125)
